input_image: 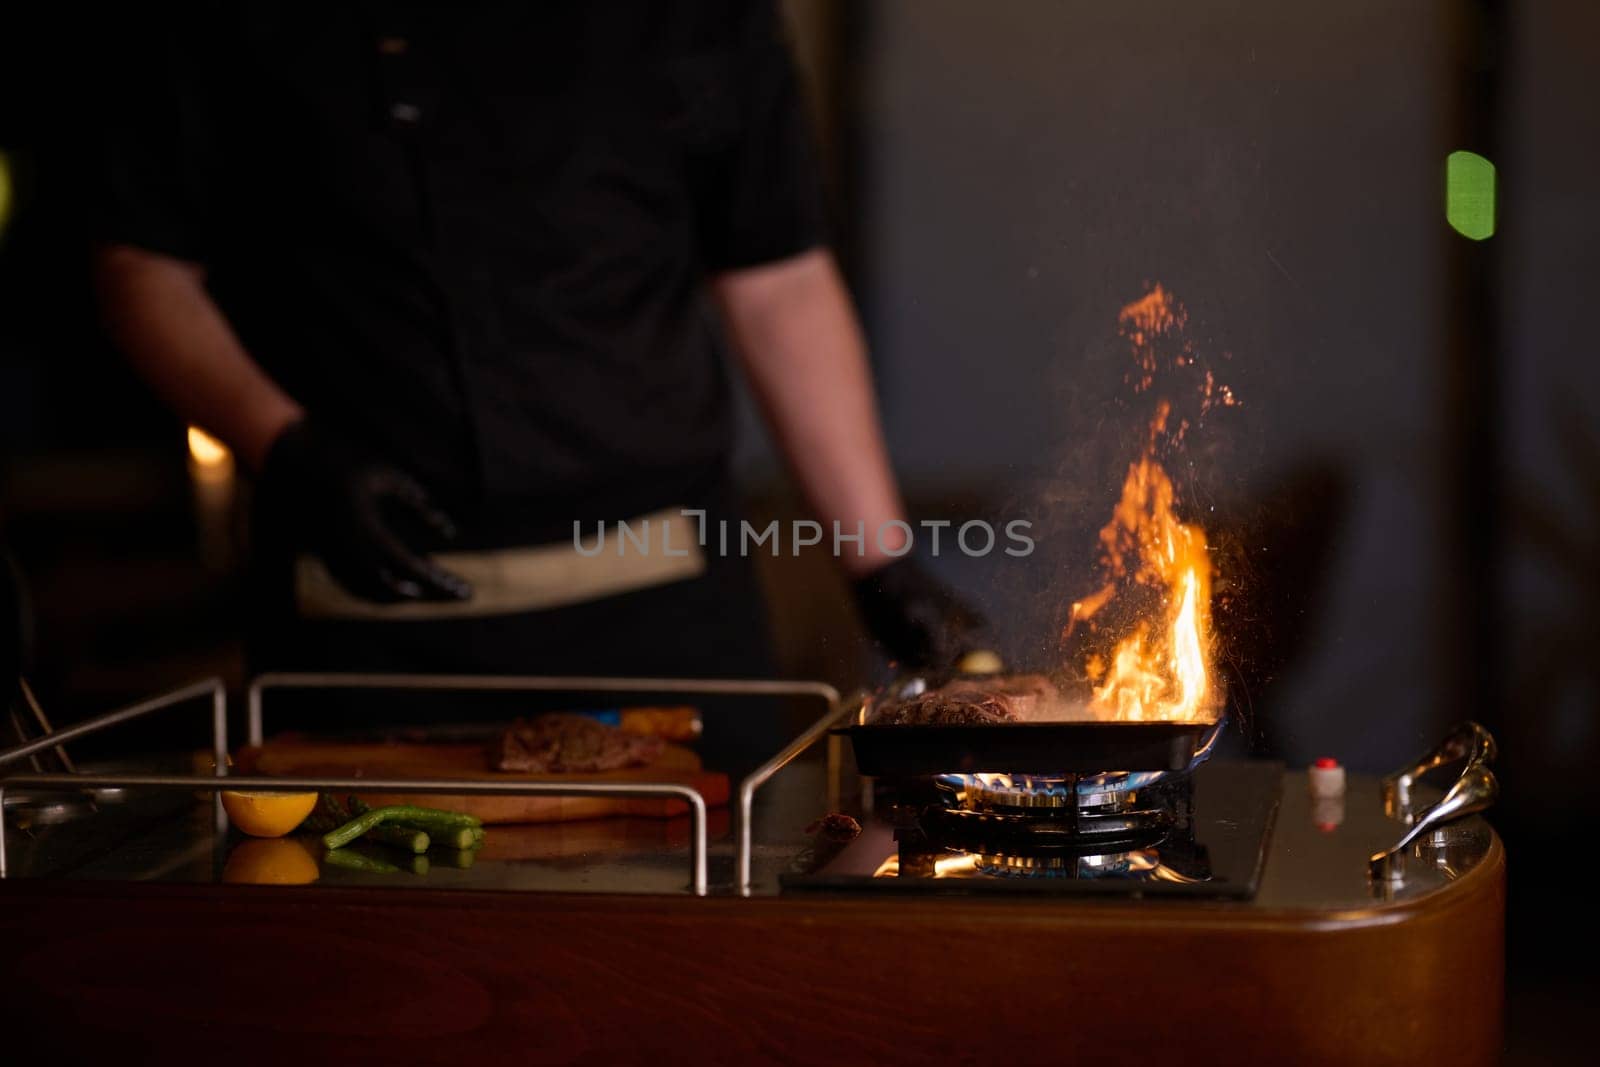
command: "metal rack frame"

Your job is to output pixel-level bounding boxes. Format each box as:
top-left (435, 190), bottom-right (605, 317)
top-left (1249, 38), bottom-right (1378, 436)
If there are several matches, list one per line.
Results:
top-left (245, 672), bottom-right (840, 747)
top-left (3, 673), bottom-right (847, 896)
top-left (0, 677), bottom-right (228, 778)
top-left (735, 688), bottom-right (855, 894)
top-left (248, 672), bottom-right (845, 894)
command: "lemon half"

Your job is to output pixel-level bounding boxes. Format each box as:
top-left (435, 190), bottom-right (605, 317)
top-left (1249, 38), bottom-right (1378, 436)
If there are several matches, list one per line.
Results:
top-left (220, 790), bottom-right (318, 838)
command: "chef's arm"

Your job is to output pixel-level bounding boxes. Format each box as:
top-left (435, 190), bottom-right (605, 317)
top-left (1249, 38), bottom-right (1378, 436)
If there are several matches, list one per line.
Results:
top-left (94, 242), bottom-right (469, 601)
top-left (93, 243), bottom-right (303, 471)
top-left (711, 248), bottom-right (907, 578)
top-left (713, 248), bottom-right (983, 666)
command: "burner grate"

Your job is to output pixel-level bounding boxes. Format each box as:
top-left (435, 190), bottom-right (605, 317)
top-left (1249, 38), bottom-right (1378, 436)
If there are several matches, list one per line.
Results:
top-left (938, 772), bottom-right (1152, 814)
top-left (910, 768), bottom-right (1200, 855)
top-left (782, 762), bottom-right (1280, 898)
top-left (919, 803), bottom-right (1172, 855)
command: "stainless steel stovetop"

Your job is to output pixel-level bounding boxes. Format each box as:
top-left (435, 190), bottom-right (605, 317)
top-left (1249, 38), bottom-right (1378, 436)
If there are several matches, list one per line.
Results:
top-left (1, 675), bottom-right (1498, 910)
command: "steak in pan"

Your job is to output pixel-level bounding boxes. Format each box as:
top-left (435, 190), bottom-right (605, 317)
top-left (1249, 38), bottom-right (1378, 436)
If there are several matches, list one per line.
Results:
top-left (869, 674), bottom-right (1068, 725)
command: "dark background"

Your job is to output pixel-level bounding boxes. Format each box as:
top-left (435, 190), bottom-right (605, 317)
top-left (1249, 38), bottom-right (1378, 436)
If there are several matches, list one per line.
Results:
top-left (1, 2), bottom-right (1593, 1058)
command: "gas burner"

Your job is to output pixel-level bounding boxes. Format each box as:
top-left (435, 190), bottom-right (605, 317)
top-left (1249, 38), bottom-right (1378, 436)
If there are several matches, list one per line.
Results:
top-left (926, 803), bottom-right (1171, 853)
top-left (903, 768), bottom-right (1199, 856)
top-left (971, 848), bottom-right (1160, 879)
top-left (935, 772), bottom-right (1148, 814)
top-left (783, 762), bottom-right (1279, 897)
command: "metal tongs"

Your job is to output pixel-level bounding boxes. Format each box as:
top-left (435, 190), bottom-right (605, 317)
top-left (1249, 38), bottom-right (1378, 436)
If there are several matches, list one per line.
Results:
top-left (1368, 721), bottom-right (1499, 882)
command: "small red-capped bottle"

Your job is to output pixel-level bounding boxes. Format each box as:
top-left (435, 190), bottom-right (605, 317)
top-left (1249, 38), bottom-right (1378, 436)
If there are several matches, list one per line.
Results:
top-left (1309, 756), bottom-right (1346, 799)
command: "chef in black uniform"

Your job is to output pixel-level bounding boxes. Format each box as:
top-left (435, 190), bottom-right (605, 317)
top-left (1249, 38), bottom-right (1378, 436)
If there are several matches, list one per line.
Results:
top-left (93, 2), bottom-right (977, 688)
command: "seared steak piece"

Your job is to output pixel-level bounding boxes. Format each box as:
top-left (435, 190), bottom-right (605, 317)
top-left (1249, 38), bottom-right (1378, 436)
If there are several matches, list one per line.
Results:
top-left (871, 691), bottom-right (1016, 725)
top-left (870, 674), bottom-right (1063, 725)
top-left (805, 813), bottom-right (863, 840)
top-left (492, 714), bottom-right (665, 773)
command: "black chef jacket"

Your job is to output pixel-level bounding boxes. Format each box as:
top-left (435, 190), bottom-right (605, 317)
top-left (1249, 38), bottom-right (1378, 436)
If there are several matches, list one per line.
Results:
top-left (97, 1), bottom-right (827, 547)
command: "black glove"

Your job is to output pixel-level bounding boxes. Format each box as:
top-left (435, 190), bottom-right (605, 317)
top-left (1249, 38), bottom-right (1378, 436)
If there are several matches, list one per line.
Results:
top-left (259, 420), bottom-right (473, 604)
top-left (851, 557), bottom-right (984, 671)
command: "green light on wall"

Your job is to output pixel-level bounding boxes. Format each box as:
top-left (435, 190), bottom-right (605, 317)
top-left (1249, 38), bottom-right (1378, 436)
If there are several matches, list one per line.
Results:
top-left (1445, 150), bottom-right (1496, 241)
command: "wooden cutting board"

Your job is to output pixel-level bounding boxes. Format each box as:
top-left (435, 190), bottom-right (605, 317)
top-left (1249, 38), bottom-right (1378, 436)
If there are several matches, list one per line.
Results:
top-left (235, 739), bottom-right (727, 824)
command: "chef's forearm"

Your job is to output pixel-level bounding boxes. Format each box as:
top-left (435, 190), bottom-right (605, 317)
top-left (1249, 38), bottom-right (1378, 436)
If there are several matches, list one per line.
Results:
top-left (94, 243), bottom-right (302, 471)
top-left (712, 248), bottom-right (907, 577)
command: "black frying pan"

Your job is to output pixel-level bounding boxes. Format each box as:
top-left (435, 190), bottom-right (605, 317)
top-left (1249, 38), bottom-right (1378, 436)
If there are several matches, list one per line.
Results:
top-left (835, 677), bottom-right (1221, 776)
top-left (839, 720), bottom-right (1217, 776)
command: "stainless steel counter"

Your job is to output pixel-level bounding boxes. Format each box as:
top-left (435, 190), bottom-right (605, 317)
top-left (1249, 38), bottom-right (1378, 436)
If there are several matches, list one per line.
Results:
top-left (1, 756), bottom-right (1495, 914)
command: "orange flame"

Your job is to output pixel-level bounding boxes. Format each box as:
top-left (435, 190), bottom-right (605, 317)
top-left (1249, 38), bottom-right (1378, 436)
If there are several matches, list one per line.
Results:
top-left (1067, 286), bottom-right (1221, 723)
